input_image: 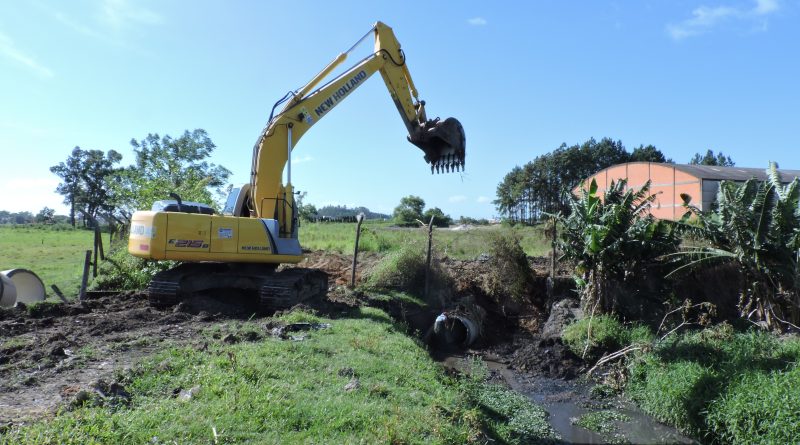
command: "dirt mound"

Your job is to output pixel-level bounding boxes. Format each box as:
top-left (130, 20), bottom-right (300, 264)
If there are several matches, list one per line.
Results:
top-left (295, 250), bottom-right (382, 287)
top-left (510, 336), bottom-right (584, 380)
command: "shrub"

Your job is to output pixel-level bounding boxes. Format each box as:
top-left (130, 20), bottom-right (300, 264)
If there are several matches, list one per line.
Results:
top-left (481, 230), bottom-right (534, 304)
top-left (675, 163), bottom-right (800, 330)
top-left (561, 314), bottom-right (652, 360)
top-left (557, 179), bottom-right (680, 314)
top-left (91, 246), bottom-right (176, 291)
top-left (364, 243), bottom-right (452, 300)
top-left (365, 243), bottom-right (427, 294)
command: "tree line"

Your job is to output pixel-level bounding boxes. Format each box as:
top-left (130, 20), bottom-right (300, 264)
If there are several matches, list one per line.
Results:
top-left (494, 137), bottom-right (735, 224)
top-left (49, 129), bottom-right (230, 229)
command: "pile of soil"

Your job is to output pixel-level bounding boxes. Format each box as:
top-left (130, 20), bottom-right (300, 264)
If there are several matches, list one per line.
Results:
top-left (295, 250), bottom-right (381, 287)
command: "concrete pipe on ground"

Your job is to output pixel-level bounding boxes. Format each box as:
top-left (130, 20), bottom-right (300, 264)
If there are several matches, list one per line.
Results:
top-left (0, 273), bottom-right (17, 307)
top-left (1, 269), bottom-right (45, 307)
top-left (433, 312), bottom-right (480, 347)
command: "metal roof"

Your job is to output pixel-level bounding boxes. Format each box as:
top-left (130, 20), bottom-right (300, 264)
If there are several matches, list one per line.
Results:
top-left (672, 164), bottom-right (800, 182)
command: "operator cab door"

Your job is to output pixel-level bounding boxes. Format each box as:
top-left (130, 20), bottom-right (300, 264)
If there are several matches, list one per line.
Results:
top-left (165, 213), bottom-right (211, 252)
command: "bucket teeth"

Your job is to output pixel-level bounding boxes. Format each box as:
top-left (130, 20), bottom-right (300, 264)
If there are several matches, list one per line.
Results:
top-left (429, 156), bottom-right (466, 174)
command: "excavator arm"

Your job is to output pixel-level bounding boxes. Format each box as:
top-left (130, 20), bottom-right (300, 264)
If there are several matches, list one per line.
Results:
top-left (247, 21), bottom-right (465, 233)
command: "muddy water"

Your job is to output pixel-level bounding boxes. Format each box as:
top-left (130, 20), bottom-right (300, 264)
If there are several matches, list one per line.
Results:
top-left (436, 353), bottom-right (698, 445)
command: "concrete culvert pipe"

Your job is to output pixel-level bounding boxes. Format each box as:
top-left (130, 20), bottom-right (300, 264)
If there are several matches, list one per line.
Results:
top-left (433, 313), bottom-right (480, 347)
top-left (1, 269), bottom-right (45, 305)
top-left (0, 273), bottom-right (17, 307)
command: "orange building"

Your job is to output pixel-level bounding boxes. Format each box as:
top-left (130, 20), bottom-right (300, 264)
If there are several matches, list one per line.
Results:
top-left (577, 162), bottom-right (800, 220)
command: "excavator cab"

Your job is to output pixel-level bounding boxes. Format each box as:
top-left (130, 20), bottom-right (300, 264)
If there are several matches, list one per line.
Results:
top-left (409, 117), bottom-right (466, 174)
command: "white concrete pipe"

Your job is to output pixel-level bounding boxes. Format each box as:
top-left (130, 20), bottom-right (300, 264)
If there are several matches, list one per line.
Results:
top-left (433, 313), bottom-right (481, 347)
top-left (1, 269), bottom-right (45, 306)
top-left (0, 273), bottom-right (17, 307)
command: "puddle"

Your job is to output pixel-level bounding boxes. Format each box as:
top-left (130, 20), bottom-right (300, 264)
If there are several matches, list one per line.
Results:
top-left (435, 353), bottom-right (699, 445)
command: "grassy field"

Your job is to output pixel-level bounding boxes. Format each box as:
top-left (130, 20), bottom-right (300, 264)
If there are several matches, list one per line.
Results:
top-left (0, 225), bottom-right (109, 297)
top-left (2, 308), bottom-right (557, 444)
top-left (300, 220), bottom-right (551, 258)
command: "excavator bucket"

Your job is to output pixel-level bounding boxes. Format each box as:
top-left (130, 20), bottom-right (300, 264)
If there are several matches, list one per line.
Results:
top-left (409, 117), bottom-right (466, 174)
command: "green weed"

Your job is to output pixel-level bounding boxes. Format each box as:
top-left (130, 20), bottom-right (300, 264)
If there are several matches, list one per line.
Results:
top-left (562, 315), bottom-right (653, 361)
top-left (626, 327), bottom-right (800, 441)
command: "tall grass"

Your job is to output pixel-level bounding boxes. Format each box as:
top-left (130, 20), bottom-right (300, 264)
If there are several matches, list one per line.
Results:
top-left (626, 325), bottom-right (800, 442)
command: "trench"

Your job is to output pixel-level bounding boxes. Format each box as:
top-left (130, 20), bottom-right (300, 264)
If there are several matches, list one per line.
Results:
top-left (432, 351), bottom-right (698, 445)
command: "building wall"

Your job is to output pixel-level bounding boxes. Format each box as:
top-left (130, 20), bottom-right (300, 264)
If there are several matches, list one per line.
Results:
top-left (577, 162), bottom-right (703, 220)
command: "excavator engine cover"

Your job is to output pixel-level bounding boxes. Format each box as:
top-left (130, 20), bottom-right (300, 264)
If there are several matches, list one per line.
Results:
top-left (410, 117), bottom-right (466, 174)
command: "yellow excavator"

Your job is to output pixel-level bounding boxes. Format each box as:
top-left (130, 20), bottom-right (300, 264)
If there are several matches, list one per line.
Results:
top-left (127, 21), bottom-right (466, 309)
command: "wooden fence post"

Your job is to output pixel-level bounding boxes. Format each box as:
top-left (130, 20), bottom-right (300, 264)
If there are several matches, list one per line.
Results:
top-left (96, 225), bottom-right (105, 260)
top-left (79, 250), bottom-right (92, 301)
top-left (351, 213), bottom-right (365, 288)
top-left (550, 216), bottom-right (557, 278)
top-left (424, 215), bottom-right (434, 300)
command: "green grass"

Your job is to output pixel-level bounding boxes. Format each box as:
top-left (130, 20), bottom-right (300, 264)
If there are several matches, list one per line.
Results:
top-left (627, 325), bottom-right (800, 443)
top-left (1, 307), bottom-right (558, 444)
top-left (0, 225), bottom-right (109, 297)
top-left (561, 315), bottom-right (654, 361)
top-left (299, 221), bottom-right (551, 259)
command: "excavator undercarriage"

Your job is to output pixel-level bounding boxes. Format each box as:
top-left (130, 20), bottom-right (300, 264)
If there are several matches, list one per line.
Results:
top-left (148, 263), bottom-right (328, 311)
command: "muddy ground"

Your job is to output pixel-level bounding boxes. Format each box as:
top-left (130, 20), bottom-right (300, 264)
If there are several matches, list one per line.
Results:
top-left (1, 250), bottom-right (694, 443)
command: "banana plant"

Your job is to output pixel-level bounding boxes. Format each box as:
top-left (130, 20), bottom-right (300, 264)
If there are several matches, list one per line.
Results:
top-left (674, 162), bottom-right (800, 330)
top-left (558, 179), bottom-right (680, 314)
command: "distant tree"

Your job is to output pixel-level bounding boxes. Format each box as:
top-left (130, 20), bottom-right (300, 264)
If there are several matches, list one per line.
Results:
top-left (13, 212), bottom-right (34, 224)
top-left (110, 129), bottom-right (231, 221)
top-left (314, 205), bottom-right (389, 220)
top-left (690, 149), bottom-right (735, 167)
top-left (50, 147), bottom-right (122, 227)
top-left (422, 207), bottom-right (452, 227)
top-left (494, 138), bottom-right (672, 223)
top-left (35, 207), bottom-right (56, 224)
top-left (298, 203), bottom-right (318, 221)
top-left (393, 195), bottom-right (425, 226)
top-left (81, 149), bottom-right (122, 225)
top-left (50, 147), bottom-right (84, 226)
top-left (630, 144), bottom-right (672, 163)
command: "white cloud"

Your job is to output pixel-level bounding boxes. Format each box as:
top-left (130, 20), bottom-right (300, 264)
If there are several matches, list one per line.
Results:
top-left (667, 0), bottom-right (780, 40)
top-left (448, 195), bottom-right (467, 203)
top-left (754, 0), bottom-right (779, 14)
top-left (476, 196), bottom-right (491, 204)
top-left (37, 1), bottom-right (162, 55)
top-left (0, 32), bottom-right (54, 78)
top-left (292, 155), bottom-right (314, 164)
top-left (98, 0), bottom-right (163, 30)
top-left (467, 17), bottom-right (487, 26)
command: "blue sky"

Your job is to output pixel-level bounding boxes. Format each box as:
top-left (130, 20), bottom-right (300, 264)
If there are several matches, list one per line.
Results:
top-left (1, 0), bottom-right (798, 218)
